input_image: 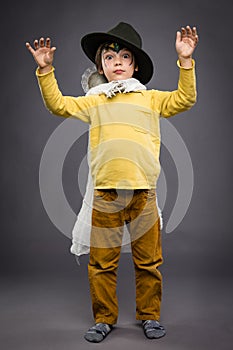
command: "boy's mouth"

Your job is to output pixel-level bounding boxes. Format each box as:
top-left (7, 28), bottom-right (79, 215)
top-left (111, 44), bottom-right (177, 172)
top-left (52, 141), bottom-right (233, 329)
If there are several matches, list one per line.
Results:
top-left (114, 69), bottom-right (125, 74)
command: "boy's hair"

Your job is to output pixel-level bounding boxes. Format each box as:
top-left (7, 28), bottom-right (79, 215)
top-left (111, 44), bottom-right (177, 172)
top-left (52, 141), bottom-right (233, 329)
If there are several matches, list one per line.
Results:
top-left (95, 43), bottom-right (107, 73)
top-left (95, 42), bottom-right (138, 76)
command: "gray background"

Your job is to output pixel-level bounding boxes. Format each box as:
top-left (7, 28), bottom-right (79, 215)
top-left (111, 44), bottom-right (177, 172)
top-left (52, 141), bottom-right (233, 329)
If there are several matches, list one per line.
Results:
top-left (1, 0), bottom-right (233, 349)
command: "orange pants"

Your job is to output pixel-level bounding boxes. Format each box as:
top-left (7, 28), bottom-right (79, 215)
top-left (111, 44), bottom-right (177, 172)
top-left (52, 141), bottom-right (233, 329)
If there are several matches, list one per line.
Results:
top-left (88, 189), bottom-right (163, 325)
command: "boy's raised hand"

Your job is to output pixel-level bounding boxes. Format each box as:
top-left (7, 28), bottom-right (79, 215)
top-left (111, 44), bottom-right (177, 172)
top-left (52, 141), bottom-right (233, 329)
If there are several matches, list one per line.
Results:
top-left (26, 37), bottom-right (56, 73)
top-left (176, 26), bottom-right (198, 66)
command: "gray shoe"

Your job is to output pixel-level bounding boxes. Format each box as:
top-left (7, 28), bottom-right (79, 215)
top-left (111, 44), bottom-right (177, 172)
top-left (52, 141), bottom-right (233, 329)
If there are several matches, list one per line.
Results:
top-left (142, 320), bottom-right (166, 339)
top-left (84, 323), bottom-right (113, 343)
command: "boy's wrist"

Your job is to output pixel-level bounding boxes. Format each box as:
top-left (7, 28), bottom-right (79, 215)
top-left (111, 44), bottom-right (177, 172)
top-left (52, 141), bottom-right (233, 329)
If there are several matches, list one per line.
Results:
top-left (178, 56), bottom-right (193, 68)
top-left (38, 65), bottom-right (53, 74)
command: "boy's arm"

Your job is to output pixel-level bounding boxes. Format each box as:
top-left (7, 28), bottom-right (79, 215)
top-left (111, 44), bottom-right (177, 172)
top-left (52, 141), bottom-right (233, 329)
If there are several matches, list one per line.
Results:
top-left (26, 37), bottom-right (91, 122)
top-left (36, 68), bottom-right (91, 122)
top-left (157, 60), bottom-right (197, 117)
top-left (156, 26), bottom-right (198, 117)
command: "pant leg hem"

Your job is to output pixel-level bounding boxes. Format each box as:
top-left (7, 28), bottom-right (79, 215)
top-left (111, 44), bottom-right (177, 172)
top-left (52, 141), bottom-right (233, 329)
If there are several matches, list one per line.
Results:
top-left (95, 318), bottom-right (117, 325)
top-left (136, 315), bottom-right (160, 321)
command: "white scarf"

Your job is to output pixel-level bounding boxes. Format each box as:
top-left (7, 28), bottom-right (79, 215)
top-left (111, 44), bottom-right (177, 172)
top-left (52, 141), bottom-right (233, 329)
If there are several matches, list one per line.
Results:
top-left (86, 78), bottom-right (146, 98)
top-left (70, 77), bottom-right (163, 260)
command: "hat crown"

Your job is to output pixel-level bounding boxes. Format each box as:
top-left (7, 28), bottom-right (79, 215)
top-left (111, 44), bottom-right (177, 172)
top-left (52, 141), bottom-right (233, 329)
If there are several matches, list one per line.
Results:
top-left (107, 22), bottom-right (142, 49)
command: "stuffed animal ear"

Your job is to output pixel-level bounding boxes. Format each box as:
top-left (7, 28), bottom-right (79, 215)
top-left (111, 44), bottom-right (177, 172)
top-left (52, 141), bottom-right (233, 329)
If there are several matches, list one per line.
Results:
top-left (81, 66), bottom-right (107, 93)
top-left (88, 71), bottom-right (107, 89)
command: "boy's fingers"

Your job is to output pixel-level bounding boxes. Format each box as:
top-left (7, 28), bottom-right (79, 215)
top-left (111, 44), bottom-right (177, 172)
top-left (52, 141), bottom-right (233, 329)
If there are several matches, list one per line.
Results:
top-left (181, 27), bottom-right (186, 34)
top-left (186, 25), bottom-right (192, 36)
top-left (39, 37), bottom-right (45, 47)
top-left (181, 27), bottom-right (186, 39)
top-left (176, 31), bottom-right (182, 42)
top-left (34, 39), bottom-right (39, 49)
top-left (180, 25), bottom-right (199, 46)
top-left (25, 42), bottom-right (34, 54)
top-left (192, 27), bottom-right (199, 45)
top-left (26, 38), bottom-right (56, 58)
top-left (46, 37), bottom-right (51, 48)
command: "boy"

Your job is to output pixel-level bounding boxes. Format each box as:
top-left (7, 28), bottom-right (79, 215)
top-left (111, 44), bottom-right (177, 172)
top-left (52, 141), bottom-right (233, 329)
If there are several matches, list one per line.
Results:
top-left (26, 22), bottom-right (198, 342)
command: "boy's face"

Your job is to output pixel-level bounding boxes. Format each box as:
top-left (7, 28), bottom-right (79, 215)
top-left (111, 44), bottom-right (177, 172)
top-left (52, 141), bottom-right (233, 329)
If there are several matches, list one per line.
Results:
top-left (99, 44), bottom-right (138, 82)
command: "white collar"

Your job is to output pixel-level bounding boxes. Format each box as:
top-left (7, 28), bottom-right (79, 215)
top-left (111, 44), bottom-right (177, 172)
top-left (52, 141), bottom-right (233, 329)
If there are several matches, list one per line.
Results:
top-left (86, 78), bottom-right (147, 98)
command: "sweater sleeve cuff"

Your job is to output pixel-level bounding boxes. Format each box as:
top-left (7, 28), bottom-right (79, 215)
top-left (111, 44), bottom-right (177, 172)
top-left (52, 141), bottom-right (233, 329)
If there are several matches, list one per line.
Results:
top-left (177, 59), bottom-right (195, 70)
top-left (36, 66), bottom-right (55, 77)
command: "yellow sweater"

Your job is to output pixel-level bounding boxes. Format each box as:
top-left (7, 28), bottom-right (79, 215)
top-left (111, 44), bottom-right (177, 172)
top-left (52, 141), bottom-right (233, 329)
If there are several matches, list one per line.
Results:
top-left (36, 61), bottom-right (196, 189)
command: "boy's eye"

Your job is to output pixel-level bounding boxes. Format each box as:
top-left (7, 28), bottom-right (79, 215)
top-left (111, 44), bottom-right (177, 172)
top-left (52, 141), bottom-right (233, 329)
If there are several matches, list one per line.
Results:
top-left (105, 55), bottom-right (113, 60)
top-left (123, 53), bottom-right (130, 59)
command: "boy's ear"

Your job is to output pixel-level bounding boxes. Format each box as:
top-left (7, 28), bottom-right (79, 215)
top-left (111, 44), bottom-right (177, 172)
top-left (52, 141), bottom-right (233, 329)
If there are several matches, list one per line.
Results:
top-left (135, 65), bottom-right (138, 72)
top-left (98, 67), bottom-right (104, 74)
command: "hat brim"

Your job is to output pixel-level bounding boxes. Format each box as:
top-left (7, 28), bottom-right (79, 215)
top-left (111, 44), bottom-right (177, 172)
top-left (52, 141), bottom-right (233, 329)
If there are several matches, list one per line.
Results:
top-left (81, 32), bottom-right (153, 85)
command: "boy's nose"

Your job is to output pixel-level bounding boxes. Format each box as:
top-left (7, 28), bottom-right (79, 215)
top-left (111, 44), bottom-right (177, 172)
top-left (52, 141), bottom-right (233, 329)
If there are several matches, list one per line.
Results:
top-left (114, 56), bottom-right (122, 65)
top-left (115, 60), bottom-right (122, 66)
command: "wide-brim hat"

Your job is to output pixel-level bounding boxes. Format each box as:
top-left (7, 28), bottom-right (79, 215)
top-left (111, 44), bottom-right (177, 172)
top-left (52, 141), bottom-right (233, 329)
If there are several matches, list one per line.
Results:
top-left (81, 22), bottom-right (154, 84)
